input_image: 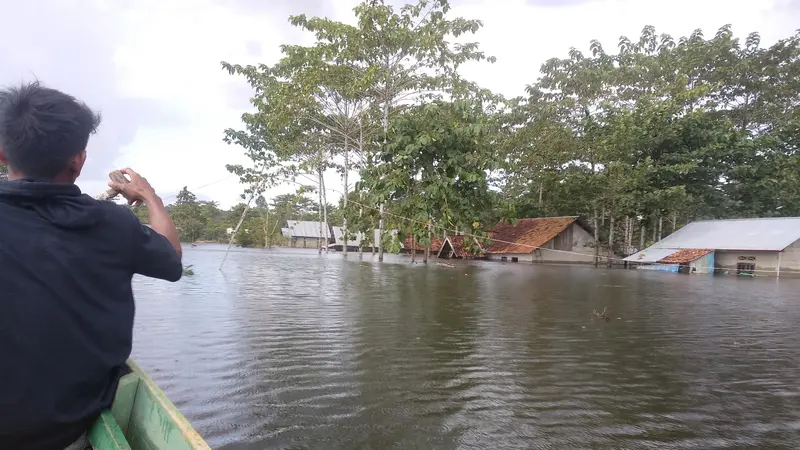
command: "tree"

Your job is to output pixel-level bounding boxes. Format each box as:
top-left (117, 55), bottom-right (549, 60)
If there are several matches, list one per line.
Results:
top-left (168, 187), bottom-right (207, 242)
top-left (500, 25), bottom-right (799, 261)
top-left (222, 0), bottom-right (496, 262)
top-left (359, 100), bottom-right (500, 261)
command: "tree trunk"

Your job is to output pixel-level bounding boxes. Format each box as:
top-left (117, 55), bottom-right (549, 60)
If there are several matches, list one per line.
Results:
top-left (538, 181), bottom-right (543, 206)
top-left (264, 207), bottom-right (270, 248)
top-left (593, 202), bottom-right (599, 267)
top-left (651, 218), bottom-right (657, 244)
top-left (658, 215), bottom-right (663, 241)
top-left (376, 76), bottom-right (390, 263)
top-left (671, 211), bottom-right (677, 232)
top-left (424, 217), bottom-right (431, 264)
top-left (220, 180), bottom-right (263, 271)
top-left (624, 217), bottom-right (629, 255)
top-left (318, 171), bottom-right (324, 254)
top-left (411, 235), bottom-right (416, 263)
top-left (607, 203), bottom-right (615, 267)
top-left (623, 216), bottom-right (629, 256)
top-left (321, 173), bottom-right (329, 253)
top-left (640, 223), bottom-right (646, 250)
top-left (343, 136), bottom-right (349, 256)
top-left (378, 204), bottom-right (384, 261)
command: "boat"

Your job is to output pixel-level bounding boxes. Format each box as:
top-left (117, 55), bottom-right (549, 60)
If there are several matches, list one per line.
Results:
top-left (88, 359), bottom-right (211, 450)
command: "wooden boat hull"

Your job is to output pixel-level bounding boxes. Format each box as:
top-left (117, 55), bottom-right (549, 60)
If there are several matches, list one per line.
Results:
top-left (88, 359), bottom-right (211, 450)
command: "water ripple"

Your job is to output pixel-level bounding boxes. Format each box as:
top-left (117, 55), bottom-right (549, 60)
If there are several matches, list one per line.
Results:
top-left (131, 245), bottom-right (800, 449)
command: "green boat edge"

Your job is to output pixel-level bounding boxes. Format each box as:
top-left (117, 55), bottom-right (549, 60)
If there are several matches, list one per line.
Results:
top-left (88, 359), bottom-right (212, 450)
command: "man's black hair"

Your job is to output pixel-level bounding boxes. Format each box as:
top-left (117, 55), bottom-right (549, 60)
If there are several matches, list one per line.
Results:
top-left (0, 81), bottom-right (101, 180)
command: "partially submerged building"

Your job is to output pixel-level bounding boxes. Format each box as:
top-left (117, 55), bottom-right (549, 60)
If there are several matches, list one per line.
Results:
top-left (624, 217), bottom-right (800, 276)
top-left (285, 220), bottom-right (332, 249)
top-left (402, 235), bottom-right (443, 255)
top-left (485, 216), bottom-right (598, 263)
top-left (330, 226), bottom-right (361, 252)
top-left (437, 235), bottom-right (485, 259)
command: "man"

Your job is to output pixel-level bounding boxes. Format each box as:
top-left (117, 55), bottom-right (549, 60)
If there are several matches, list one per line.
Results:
top-left (0, 82), bottom-right (183, 450)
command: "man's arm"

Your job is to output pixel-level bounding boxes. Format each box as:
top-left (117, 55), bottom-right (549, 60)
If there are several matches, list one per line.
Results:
top-left (142, 194), bottom-right (181, 260)
top-left (109, 168), bottom-right (183, 281)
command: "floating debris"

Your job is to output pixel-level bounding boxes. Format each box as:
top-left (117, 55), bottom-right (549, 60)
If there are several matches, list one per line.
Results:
top-left (592, 307), bottom-right (610, 322)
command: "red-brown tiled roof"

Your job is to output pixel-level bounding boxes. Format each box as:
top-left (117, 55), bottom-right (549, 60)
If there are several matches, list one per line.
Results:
top-left (658, 248), bottom-right (713, 264)
top-left (404, 236), bottom-right (442, 252)
top-left (486, 217), bottom-right (577, 254)
top-left (443, 235), bottom-right (484, 258)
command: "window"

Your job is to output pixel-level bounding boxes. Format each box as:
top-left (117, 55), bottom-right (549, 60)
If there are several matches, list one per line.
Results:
top-left (737, 262), bottom-right (755, 275)
top-left (511, 257), bottom-right (519, 263)
top-left (501, 256), bottom-right (508, 262)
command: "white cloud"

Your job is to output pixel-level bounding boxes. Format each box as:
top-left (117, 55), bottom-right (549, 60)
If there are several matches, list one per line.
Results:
top-left (68, 0), bottom-right (794, 207)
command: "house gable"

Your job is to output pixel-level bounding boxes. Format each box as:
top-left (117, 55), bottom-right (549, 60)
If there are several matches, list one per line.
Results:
top-left (486, 217), bottom-right (578, 254)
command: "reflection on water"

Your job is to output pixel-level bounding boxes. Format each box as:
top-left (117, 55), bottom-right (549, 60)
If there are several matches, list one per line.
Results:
top-left (132, 245), bottom-right (800, 449)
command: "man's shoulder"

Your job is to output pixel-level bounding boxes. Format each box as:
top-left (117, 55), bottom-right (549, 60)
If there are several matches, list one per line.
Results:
top-left (94, 200), bottom-right (139, 223)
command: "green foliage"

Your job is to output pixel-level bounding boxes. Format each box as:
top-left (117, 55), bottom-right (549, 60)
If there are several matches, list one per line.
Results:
top-left (127, 187), bottom-right (328, 249)
top-left (220, 1), bottom-right (799, 262)
top-left (359, 100), bottom-right (501, 245)
top-left (221, 0), bottom-right (498, 250)
top-left (498, 25), bottom-right (800, 255)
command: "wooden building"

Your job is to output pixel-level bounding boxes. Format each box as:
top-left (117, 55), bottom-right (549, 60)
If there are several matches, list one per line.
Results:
top-left (484, 216), bottom-right (598, 264)
top-left (624, 217), bottom-right (800, 277)
top-left (285, 220), bottom-right (332, 249)
top-left (437, 235), bottom-right (485, 259)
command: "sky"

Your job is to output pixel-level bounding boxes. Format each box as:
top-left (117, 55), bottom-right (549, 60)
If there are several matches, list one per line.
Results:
top-left (2, 0), bottom-right (798, 208)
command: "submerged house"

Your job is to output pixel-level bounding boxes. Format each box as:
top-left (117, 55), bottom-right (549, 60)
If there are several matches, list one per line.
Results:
top-left (330, 226), bottom-right (362, 252)
top-left (285, 220), bottom-right (333, 248)
top-left (437, 235), bottom-right (485, 259)
top-left (485, 216), bottom-right (598, 263)
top-left (402, 235), bottom-right (443, 255)
top-left (624, 217), bottom-right (800, 277)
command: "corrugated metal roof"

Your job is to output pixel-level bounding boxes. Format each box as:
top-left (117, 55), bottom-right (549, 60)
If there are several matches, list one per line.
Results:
top-left (286, 220), bottom-right (331, 238)
top-left (623, 217), bottom-right (800, 262)
top-left (331, 226), bottom-right (361, 245)
top-left (655, 217), bottom-right (800, 251)
top-left (280, 227), bottom-right (290, 237)
top-left (658, 248), bottom-right (713, 264)
top-left (486, 217), bottom-right (578, 254)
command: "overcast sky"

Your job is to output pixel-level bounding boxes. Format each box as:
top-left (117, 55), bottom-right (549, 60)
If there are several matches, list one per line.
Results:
top-left (2, 0), bottom-right (797, 207)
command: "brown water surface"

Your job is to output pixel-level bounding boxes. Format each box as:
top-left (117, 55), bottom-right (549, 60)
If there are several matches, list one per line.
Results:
top-left (132, 245), bottom-right (800, 449)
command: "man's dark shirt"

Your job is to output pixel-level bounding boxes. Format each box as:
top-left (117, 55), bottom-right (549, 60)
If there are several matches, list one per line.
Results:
top-left (0, 180), bottom-right (182, 450)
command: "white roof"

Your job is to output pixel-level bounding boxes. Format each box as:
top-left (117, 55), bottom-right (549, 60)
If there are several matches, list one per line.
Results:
top-left (331, 226), bottom-right (361, 245)
top-left (286, 220), bottom-right (331, 238)
top-left (624, 247), bottom-right (679, 263)
top-left (624, 217), bottom-right (800, 262)
top-left (327, 228), bottom-right (404, 247)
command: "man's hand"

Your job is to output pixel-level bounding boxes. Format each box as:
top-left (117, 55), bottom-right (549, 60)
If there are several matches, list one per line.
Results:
top-left (108, 168), bottom-right (159, 207)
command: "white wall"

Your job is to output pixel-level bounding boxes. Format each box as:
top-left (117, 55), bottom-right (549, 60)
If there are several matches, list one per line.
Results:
top-left (715, 250), bottom-right (781, 275)
top-left (779, 239), bottom-right (800, 274)
top-left (536, 223), bottom-right (597, 263)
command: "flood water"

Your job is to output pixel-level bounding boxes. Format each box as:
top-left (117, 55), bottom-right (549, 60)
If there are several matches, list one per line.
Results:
top-left (132, 245), bottom-right (800, 449)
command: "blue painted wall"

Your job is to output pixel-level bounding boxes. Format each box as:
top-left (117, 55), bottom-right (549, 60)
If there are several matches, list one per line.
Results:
top-left (639, 263), bottom-right (679, 273)
top-left (691, 251), bottom-right (715, 274)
